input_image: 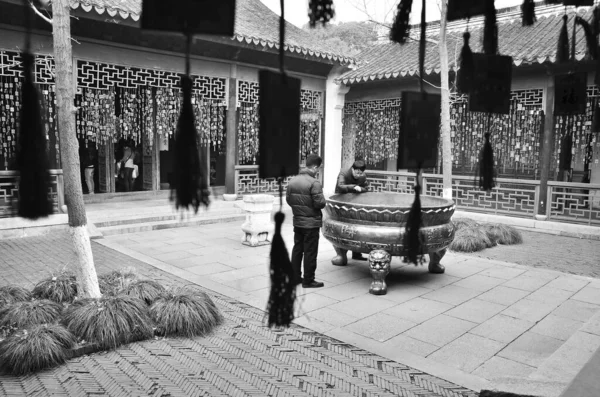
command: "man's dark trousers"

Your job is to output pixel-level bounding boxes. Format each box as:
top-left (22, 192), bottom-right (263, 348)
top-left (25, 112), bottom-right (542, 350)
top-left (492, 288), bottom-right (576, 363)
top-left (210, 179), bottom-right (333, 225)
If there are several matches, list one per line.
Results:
top-left (291, 227), bottom-right (320, 284)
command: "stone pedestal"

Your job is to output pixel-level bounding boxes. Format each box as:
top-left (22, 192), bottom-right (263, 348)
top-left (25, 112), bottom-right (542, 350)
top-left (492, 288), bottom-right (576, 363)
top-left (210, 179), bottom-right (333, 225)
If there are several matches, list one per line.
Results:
top-left (239, 194), bottom-right (274, 247)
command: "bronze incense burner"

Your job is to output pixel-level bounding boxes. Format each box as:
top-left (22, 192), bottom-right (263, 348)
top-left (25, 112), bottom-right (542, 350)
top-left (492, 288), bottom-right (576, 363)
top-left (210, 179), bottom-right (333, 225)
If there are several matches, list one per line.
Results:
top-left (322, 192), bottom-right (455, 295)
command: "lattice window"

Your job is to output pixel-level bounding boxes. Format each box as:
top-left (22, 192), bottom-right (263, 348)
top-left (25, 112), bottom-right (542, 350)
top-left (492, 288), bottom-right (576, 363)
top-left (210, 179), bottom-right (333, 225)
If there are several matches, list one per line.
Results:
top-left (0, 50), bottom-right (58, 170)
top-left (237, 80), bottom-right (259, 107)
top-left (552, 86), bottom-right (600, 179)
top-left (450, 89), bottom-right (544, 177)
top-left (344, 98), bottom-right (402, 114)
top-left (301, 90), bottom-right (322, 112)
top-left (76, 60), bottom-right (227, 102)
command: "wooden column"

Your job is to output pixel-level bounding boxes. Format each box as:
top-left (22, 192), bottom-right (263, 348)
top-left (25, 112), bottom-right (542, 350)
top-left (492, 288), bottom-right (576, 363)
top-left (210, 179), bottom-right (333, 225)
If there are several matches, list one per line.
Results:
top-left (537, 74), bottom-right (555, 219)
top-left (225, 65), bottom-right (238, 194)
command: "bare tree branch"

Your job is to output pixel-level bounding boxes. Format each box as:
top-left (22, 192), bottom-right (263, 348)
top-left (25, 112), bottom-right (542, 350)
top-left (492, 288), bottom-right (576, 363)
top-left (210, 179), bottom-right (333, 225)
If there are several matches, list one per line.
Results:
top-left (30, 1), bottom-right (53, 24)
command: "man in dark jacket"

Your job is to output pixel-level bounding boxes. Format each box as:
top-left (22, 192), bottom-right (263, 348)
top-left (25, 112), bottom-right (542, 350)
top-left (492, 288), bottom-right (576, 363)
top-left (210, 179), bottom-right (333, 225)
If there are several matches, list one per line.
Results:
top-left (335, 160), bottom-right (370, 261)
top-left (286, 154), bottom-right (327, 288)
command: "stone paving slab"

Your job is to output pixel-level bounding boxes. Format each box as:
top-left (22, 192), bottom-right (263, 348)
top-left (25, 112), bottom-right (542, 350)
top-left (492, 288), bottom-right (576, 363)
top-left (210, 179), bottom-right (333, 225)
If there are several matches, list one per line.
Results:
top-left (0, 232), bottom-right (478, 397)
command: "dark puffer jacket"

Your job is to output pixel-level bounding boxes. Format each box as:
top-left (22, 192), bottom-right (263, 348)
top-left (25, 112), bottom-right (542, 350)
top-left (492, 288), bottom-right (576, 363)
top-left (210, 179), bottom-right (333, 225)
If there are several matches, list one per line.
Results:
top-left (335, 167), bottom-right (370, 193)
top-left (286, 168), bottom-right (327, 229)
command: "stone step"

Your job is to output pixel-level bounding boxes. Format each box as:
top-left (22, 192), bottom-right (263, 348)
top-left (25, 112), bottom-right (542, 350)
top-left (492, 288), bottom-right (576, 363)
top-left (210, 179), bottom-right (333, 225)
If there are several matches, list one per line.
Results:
top-left (488, 376), bottom-right (567, 397)
top-left (526, 310), bottom-right (600, 388)
top-left (92, 207), bottom-right (244, 228)
top-left (97, 213), bottom-right (246, 236)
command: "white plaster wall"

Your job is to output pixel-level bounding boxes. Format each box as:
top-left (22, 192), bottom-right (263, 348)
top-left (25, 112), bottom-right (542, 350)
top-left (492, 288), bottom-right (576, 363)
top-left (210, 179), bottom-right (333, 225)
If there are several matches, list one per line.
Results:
top-left (236, 65), bottom-right (326, 91)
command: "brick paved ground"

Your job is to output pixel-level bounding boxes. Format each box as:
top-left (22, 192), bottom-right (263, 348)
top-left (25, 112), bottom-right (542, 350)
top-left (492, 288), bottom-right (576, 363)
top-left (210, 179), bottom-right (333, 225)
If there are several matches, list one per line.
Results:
top-left (0, 232), bottom-right (478, 397)
top-left (458, 230), bottom-right (600, 279)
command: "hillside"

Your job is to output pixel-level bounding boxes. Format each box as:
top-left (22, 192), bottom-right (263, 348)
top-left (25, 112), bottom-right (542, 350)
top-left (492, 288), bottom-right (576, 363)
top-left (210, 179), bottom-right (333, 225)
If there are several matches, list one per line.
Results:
top-left (301, 21), bottom-right (380, 57)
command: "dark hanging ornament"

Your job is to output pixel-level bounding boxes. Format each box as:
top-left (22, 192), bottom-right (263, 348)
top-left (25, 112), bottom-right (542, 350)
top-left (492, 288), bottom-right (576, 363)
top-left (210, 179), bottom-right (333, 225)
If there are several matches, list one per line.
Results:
top-left (483, 0), bottom-right (498, 55)
top-left (457, 31), bottom-right (474, 94)
top-left (575, 16), bottom-right (598, 60)
top-left (592, 107), bottom-right (600, 133)
top-left (308, 0), bottom-right (335, 28)
top-left (521, 0), bottom-right (536, 26)
top-left (16, 0), bottom-right (52, 219)
top-left (266, 187), bottom-right (297, 328)
top-left (404, 174), bottom-right (425, 265)
top-left (170, 35), bottom-right (210, 213)
top-left (390, 0), bottom-right (413, 44)
top-left (593, 5), bottom-right (600, 37)
top-left (263, 0), bottom-right (298, 328)
top-left (418, 0), bottom-right (426, 92)
top-left (559, 131), bottom-right (573, 170)
top-left (557, 15), bottom-right (570, 63)
top-left (479, 132), bottom-right (495, 191)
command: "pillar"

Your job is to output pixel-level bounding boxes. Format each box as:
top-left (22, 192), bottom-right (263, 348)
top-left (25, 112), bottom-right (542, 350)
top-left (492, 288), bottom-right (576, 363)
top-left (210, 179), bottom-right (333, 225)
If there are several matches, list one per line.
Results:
top-left (323, 66), bottom-right (350, 197)
top-left (537, 73), bottom-right (555, 220)
top-left (225, 64), bottom-right (238, 194)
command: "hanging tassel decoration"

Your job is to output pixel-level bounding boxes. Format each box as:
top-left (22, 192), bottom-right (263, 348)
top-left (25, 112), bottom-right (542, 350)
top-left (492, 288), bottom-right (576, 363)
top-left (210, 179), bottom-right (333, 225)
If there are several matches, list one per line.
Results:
top-left (457, 31), bottom-right (474, 94)
top-left (521, 0), bottom-right (536, 26)
top-left (404, 169), bottom-right (425, 265)
top-left (265, 0), bottom-right (296, 328)
top-left (16, 0), bottom-right (53, 219)
top-left (557, 15), bottom-right (570, 63)
top-left (479, 132), bottom-right (496, 191)
top-left (266, 179), bottom-right (296, 327)
top-left (575, 16), bottom-right (598, 60)
top-left (592, 106), bottom-right (600, 133)
top-left (559, 131), bottom-right (573, 171)
top-left (593, 6), bottom-right (600, 37)
top-left (170, 34), bottom-right (210, 213)
top-left (390, 0), bottom-right (413, 44)
top-left (418, 0), bottom-right (426, 92)
top-left (483, 0), bottom-right (498, 55)
top-left (308, 0), bottom-right (335, 28)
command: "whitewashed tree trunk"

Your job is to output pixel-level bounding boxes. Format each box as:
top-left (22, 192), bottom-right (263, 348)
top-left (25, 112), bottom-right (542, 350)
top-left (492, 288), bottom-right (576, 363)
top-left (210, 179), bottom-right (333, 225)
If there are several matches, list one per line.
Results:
top-left (438, 0), bottom-right (453, 200)
top-left (52, 0), bottom-right (101, 298)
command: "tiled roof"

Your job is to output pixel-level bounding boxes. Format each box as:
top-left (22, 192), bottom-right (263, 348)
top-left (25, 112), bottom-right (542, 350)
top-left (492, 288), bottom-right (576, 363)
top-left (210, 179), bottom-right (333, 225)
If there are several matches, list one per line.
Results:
top-left (69, 0), bottom-right (354, 65)
top-left (339, 8), bottom-right (593, 84)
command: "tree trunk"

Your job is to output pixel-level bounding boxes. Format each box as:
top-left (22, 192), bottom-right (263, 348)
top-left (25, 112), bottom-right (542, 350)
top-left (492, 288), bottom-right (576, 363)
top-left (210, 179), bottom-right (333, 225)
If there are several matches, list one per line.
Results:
top-left (438, 0), bottom-right (452, 200)
top-left (52, 0), bottom-right (101, 298)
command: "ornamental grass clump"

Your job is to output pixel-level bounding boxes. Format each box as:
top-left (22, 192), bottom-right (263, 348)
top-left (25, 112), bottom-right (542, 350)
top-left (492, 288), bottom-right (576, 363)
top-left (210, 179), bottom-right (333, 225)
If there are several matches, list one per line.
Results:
top-left (484, 223), bottom-right (523, 245)
top-left (0, 299), bottom-right (62, 329)
top-left (32, 271), bottom-right (78, 303)
top-left (63, 295), bottom-right (153, 350)
top-left (0, 285), bottom-right (32, 307)
top-left (123, 280), bottom-right (166, 305)
top-left (98, 268), bottom-right (138, 296)
top-left (0, 324), bottom-right (76, 375)
top-left (449, 225), bottom-right (495, 253)
top-left (151, 288), bottom-right (223, 338)
top-left (452, 217), bottom-right (479, 231)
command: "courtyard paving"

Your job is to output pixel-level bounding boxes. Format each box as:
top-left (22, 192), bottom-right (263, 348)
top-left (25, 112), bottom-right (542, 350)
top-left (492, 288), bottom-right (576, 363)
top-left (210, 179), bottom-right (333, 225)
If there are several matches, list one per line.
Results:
top-left (97, 219), bottom-right (600, 397)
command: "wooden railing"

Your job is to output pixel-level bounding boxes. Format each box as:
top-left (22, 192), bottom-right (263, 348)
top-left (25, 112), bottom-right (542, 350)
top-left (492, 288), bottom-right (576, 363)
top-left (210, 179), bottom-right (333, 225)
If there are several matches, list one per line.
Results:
top-left (0, 170), bottom-right (65, 218)
top-left (233, 166), bottom-right (600, 226)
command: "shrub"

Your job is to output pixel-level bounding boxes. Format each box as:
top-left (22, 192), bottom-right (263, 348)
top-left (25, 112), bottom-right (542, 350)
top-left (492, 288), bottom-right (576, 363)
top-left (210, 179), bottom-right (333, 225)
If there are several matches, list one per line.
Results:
top-left (123, 280), bottom-right (166, 305)
top-left (151, 288), bottom-right (223, 338)
top-left (98, 268), bottom-right (138, 296)
top-left (63, 295), bottom-right (153, 349)
top-left (0, 324), bottom-right (76, 375)
top-left (452, 217), bottom-right (480, 230)
top-left (32, 272), bottom-right (78, 303)
top-left (449, 226), bottom-right (495, 253)
top-left (0, 300), bottom-right (63, 329)
top-left (0, 286), bottom-right (32, 307)
top-left (484, 223), bottom-right (523, 245)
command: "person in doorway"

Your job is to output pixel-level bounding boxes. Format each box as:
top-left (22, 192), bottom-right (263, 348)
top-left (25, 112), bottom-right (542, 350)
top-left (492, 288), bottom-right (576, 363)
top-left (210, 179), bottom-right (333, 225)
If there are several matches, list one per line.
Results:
top-left (117, 146), bottom-right (135, 192)
top-left (286, 154), bottom-right (327, 288)
top-left (82, 143), bottom-right (96, 194)
top-left (335, 159), bottom-right (370, 261)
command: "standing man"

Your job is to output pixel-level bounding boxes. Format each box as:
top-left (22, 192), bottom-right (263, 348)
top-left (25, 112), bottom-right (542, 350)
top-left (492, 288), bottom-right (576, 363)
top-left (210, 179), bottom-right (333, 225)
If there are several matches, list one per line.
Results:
top-left (286, 154), bottom-right (327, 288)
top-left (335, 159), bottom-right (370, 261)
top-left (83, 142), bottom-right (96, 195)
